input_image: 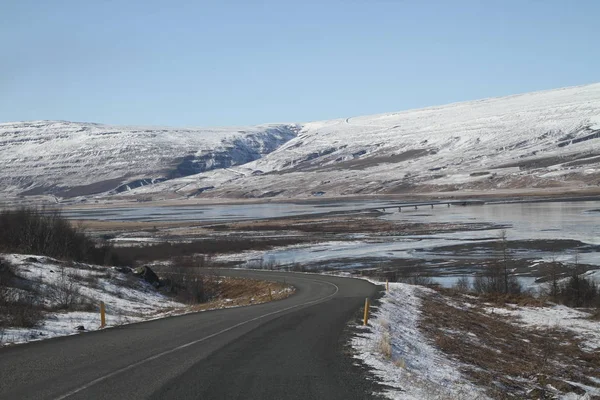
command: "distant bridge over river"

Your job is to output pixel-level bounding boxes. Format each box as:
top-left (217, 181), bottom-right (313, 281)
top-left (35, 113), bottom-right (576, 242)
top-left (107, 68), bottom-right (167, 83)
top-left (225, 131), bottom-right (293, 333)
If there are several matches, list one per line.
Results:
top-left (371, 200), bottom-right (485, 213)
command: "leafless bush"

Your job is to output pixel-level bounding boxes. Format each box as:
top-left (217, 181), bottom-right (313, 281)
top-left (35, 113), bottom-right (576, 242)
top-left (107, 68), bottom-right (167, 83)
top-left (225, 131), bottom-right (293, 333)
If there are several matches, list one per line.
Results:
top-left (453, 275), bottom-right (471, 292)
top-left (540, 255), bottom-right (599, 308)
top-left (160, 258), bottom-right (217, 304)
top-left (473, 263), bottom-right (522, 295)
top-left (0, 261), bottom-right (13, 305)
top-left (540, 259), bottom-right (562, 300)
top-left (50, 264), bottom-right (83, 310)
top-left (473, 231), bottom-right (522, 295)
top-left (8, 292), bottom-right (44, 327)
top-left (558, 268), bottom-right (599, 308)
top-left (290, 263), bottom-right (314, 272)
top-left (397, 266), bottom-right (433, 286)
top-left (0, 261), bottom-right (45, 328)
top-left (0, 207), bottom-right (115, 265)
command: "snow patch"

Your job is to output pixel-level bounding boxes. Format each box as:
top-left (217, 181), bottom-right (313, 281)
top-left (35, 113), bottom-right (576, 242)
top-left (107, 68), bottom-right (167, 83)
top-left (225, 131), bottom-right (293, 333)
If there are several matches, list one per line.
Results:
top-left (484, 304), bottom-right (600, 351)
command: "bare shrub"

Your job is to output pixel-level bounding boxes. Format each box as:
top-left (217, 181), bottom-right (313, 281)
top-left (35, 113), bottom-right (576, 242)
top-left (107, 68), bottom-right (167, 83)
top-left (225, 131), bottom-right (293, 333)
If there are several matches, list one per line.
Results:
top-left (398, 267), bottom-right (433, 286)
top-left (291, 263), bottom-right (314, 272)
top-left (50, 264), bottom-right (83, 310)
top-left (0, 261), bottom-right (45, 328)
top-left (473, 263), bottom-right (522, 295)
top-left (473, 231), bottom-right (523, 296)
top-left (0, 207), bottom-right (115, 265)
top-left (0, 261), bottom-right (13, 305)
top-left (540, 259), bottom-right (562, 301)
top-left (6, 292), bottom-right (44, 328)
top-left (558, 269), bottom-right (598, 308)
top-left (453, 275), bottom-right (471, 292)
top-left (160, 257), bottom-right (217, 304)
top-left (246, 259), bottom-right (265, 270)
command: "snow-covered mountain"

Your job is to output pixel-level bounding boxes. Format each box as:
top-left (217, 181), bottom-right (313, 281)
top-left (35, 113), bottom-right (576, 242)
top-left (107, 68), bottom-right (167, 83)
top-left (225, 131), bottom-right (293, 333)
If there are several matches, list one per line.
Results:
top-left (0, 121), bottom-right (299, 198)
top-left (129, 83), bottom-right (600, 199)
top-left (2, 83), bottom-right (600, 201)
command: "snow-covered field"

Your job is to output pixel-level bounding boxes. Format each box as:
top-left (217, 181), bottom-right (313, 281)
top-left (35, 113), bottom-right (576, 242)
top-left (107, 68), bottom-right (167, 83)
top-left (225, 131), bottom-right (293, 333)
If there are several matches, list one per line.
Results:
top-left (1, 83), bottom-right (599, 201)
top-left (0, 254), bottom-right (185, 346)
top-left (353, 280), bottom-right (600, 399)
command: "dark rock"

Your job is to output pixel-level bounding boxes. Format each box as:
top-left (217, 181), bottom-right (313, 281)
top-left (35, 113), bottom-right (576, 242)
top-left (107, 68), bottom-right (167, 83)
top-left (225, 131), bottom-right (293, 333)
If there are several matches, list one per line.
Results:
top-left (114, 266), bottom-right (132, 274)
top-left (75, 325), bottom-right (85, 331)
top-left (134, 265), bottom-right (160, 286)
top-left (114, 178), bottom-right (167, 193)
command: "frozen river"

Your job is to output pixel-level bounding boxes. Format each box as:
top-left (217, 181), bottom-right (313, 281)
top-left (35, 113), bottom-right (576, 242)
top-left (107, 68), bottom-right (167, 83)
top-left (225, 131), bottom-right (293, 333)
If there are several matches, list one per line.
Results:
top-left (385, 201), bottom-right (600, 245)
top-left (66, 199), bottom-right (600, 273)
top-left (61, 200), bottom-right (399, 222)
top-left (220, 200), bottom-right (600, 270)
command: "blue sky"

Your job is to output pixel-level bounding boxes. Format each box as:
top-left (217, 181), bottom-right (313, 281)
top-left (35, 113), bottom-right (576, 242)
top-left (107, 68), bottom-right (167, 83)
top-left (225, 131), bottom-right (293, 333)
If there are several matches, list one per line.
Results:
top-left (1, 0), bottom-right (599, 126)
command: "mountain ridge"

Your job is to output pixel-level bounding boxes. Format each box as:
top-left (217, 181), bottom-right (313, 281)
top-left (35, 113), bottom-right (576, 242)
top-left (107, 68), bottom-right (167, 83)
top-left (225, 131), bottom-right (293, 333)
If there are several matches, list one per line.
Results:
top-left (2, 83), bottom-right (600, 202)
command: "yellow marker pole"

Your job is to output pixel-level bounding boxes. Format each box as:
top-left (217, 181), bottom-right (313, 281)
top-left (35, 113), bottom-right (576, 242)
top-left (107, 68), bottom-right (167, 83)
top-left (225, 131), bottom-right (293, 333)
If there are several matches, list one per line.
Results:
top-left (386, 279), bottom-right (389, 292)
top-left (269, 287), bottom-right (273, 301)
top-left (100, 301), bottom-right (106, 328)
top-left (363, 298), bottom-right (370, 326)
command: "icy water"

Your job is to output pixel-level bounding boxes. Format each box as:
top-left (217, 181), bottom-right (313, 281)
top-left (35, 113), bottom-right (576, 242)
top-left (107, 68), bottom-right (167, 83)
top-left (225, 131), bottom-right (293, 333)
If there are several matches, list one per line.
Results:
top-left (68, 200), bottom-right (600, 271)
top-left (233, 200), bottom-right (600, 269)
top-left (61, 200), bottom-right (399, 222)
top-left (385, 201), bottom-right (600, 245)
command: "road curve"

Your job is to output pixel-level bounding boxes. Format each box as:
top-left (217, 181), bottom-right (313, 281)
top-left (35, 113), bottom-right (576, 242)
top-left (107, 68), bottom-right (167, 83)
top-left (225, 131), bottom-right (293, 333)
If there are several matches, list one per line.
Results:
top-left (0, 270), bottom-right (380, 400)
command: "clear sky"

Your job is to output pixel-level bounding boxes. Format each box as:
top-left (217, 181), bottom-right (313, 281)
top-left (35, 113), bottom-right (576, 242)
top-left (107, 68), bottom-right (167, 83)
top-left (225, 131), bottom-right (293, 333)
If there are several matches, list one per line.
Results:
top-left (1, 0), bottom-right (599, 127)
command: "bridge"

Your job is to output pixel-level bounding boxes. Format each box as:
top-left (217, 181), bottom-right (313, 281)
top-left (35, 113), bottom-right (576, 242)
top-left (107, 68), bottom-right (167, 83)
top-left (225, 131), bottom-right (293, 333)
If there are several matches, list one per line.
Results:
top-left (372, 199), bottom-right (485, 213)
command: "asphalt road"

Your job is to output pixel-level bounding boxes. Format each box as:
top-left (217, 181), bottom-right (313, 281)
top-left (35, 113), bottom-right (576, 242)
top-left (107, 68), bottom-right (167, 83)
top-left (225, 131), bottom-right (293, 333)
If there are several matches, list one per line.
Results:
top-left (0, 270), bottom-right (381, 400)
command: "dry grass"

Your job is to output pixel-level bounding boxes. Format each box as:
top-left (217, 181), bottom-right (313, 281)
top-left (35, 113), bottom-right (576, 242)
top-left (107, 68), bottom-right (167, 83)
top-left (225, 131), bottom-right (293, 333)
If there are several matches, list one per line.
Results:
top-left (212, 215), bottom-right (498, 238)
top-left (474, 291), bottom-right (548, 307)
top-left (589, 309), bottom-right (600, 321)
top-left (211, 216), bottom-right (397, 234)
top-left (376, 326), bottom-right (393, 360)
top-left (174, 277), bottom-right (294, 313)
top-left (419, 290), bottom-right (600, 399)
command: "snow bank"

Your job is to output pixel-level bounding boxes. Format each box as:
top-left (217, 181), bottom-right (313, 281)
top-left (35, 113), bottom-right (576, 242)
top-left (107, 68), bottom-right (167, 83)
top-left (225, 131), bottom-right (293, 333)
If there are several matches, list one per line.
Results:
top-left (352, 281), bottom-right (489, 399)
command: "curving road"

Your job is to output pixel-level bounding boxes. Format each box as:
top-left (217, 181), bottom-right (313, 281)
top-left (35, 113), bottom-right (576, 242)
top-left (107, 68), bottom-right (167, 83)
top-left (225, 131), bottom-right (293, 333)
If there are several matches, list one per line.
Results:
top-left (0, 270), bottom-right (380, 400)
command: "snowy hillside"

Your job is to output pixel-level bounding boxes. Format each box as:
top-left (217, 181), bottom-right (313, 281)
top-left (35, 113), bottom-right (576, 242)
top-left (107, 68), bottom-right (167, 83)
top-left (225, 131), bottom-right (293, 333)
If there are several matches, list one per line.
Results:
top-left (0, 254), bottom-right (185, 345)
top-left (136, 83), bottom-right (600, 198)
top-left (2, 84), bottom-right (600, 200)
top-left (0, 121), bottom-right (299, 199)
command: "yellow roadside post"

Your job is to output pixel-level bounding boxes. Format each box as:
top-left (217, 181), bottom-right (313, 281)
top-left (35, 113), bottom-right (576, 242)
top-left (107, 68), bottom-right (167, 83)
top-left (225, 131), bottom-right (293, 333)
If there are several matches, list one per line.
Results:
top-left (363, 298), bottom-right (370, 326)
top-left (386, 279), bottom-right (389, 292)
top-left (269, 286), bottom-right (273, 301)
top-left (100, 301), bottom-right (106, 328)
